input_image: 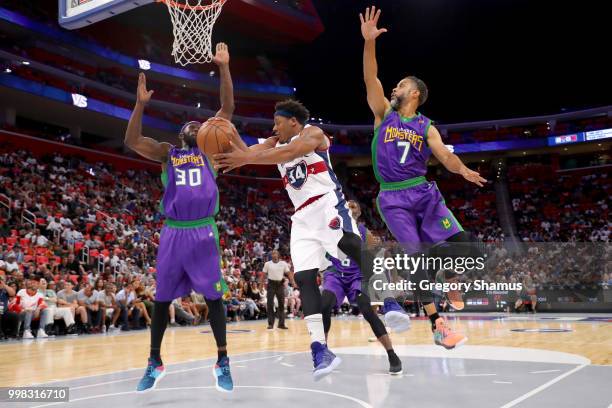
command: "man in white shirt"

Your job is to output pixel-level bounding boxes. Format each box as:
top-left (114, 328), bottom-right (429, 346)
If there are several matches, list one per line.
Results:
top-left (46, 217), bottom-right (63, 234)
top-left (3, 253), bottom-right (19, 274)
top-left (15, 279), bottom-right (51, 339)
top-left (113, 283), bottom-right (137, 331)
top-left (262, 250), bottom-right (291, 330)
top-left (38, 279), bottom-right (76, 335)
top-left (30, 229), bottom-right (49, 247)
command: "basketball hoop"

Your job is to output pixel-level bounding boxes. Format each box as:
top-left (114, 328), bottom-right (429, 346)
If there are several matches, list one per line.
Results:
top-left (158, 0), bottom-right (228, 66)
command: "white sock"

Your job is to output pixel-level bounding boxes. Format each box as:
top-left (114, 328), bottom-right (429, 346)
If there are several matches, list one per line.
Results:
top-left (305, 313), bottom-right (325, 345)
top-left (170, 319), bottom-right (175, 324)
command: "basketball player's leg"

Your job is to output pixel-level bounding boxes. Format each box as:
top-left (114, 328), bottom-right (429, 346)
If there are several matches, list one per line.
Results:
top-left (138, 227), bottom-right (189, 392)
top-left (418, 184), bottom-right (470, 348)
top-left (353, 290), bottom-right (403, 375)
top-left (291, 207), bottom-right (343, 380)
top-left (321, 289), bottom-right (337, 341)
top-left (184, 223), bottom-right (233, 392)
top-left (321, 266), bottom-right (344, 340)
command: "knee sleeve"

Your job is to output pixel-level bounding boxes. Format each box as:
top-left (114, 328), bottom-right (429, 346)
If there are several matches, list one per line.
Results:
top-left (338, 232), bottom-right (362, 261)
top-left (356, 293), bottom-right (387, 338)
top-left (295, 269), bottom-right (322, 316)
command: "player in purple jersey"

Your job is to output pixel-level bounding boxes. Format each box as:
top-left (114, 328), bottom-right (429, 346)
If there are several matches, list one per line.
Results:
top-left (360, 7), bottom-right (487, 349)
top-left (125, 43), bottom-right (235, 393)
top-left (322, 200), bottom-right (402, 375)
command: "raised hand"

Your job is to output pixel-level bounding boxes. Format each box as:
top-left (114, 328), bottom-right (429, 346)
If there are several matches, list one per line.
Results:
top-left (212, 42), bottom-right (230, 66)
top-left (460, 167), bottom-right (488, 188)
top-left (360, 6), bottom-right (387, 41)
top-left (136, 73), bottom-right (154, 105)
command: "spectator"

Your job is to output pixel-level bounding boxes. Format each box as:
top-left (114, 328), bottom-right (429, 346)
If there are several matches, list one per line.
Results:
top-left (285, 281), bottom-right (301, 318)
top-left (246, 281), bottom-right (265, 319)
top-left (170, 297), bottom-right (195, 326)
top-left (13, 279), bottom-right (50, 338)
top-left (29, 228), bottom-right (49, 247)
top-left (114, 283), bottom-right (139, 331)
top-left (57, 280), bottom-right (86, 334)
top-left (190, 291), bottom-right (209, 323)
top-left (96, 283), bottom-right (118, 333)
top-left (0, 274), bottom-right (18, 339)
top-left (77, 284), bottom-right (100, 333)
top-left (66, 253), bottom-right (85, 275)
top-left (2, 253), bottom-right (19, 274)
top-left (38, 278), bottom-right (76, 335)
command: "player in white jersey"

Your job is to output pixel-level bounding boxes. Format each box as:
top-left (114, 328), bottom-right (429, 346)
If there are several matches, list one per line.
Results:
top-left (215, 100), bottom-right (409, 380)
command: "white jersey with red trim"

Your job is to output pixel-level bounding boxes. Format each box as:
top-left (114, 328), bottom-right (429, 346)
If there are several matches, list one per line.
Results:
top-left (276, 128), bottom-right (344, 210)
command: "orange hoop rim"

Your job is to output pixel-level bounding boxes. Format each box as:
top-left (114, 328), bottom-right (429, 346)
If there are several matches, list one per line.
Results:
top-left (157, 0), bottom-right (227, 11)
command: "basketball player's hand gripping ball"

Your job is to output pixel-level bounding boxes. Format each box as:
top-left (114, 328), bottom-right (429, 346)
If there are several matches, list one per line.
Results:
top-left (360, 6), bottom-right (388, 40)
top-left (213, 141), bottom-right (251, 173)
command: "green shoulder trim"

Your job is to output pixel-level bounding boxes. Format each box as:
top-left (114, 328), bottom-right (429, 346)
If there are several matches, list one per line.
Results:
top-left (400, 111), bottom-right (420, 123)
top-left (424, 118), bottom-right (432, 148)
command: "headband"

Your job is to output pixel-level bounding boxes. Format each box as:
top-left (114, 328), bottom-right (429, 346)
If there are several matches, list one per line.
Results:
top-left (274, 110), bottom-right (295, 119)
top-left (179, 121), bottom-right (201, 135)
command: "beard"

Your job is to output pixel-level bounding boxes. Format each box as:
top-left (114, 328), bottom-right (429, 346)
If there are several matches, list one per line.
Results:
top-left (390, 95), bottom-right (403, 110)
top-left (182, 134), bottom-right (198, 148)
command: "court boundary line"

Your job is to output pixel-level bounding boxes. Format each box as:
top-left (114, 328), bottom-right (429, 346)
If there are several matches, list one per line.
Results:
top-left (26, 350), bottom-right (299, 387)
top-left (498, 363), bottom-right (588, 408)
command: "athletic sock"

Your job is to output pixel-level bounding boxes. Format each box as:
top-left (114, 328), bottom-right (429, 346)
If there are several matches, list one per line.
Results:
top-left (305, 313), bottom-right (326, 345)
top-left (217, 349), bottom-right (228, 363)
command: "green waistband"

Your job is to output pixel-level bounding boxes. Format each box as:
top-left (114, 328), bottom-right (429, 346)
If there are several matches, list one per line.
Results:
top-left (379, 176), bottom-right (427, 191)
top-left (164, 216), bottom-right (215, 228)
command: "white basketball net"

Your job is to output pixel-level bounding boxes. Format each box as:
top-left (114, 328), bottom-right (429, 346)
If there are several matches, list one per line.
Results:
top-left (161, 0), bottom-right (227, 66)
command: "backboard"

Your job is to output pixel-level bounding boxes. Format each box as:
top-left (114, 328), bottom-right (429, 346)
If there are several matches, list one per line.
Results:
top-left (58, 0), bottom-right (154, 29)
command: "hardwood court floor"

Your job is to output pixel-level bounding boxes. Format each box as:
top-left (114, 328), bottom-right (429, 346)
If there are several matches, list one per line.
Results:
top-left (2, 313), bottom-right (611, 387)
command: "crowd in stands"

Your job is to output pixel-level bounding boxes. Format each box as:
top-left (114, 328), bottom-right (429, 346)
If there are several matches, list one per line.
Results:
top-left (0, 136), bottom-right (609, 339)
top-left (508, 160), bottom-right (610, 243)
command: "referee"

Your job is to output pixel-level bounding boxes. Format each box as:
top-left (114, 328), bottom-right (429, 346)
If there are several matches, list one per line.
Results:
top-left (263, 250), bottom-right (290, 330)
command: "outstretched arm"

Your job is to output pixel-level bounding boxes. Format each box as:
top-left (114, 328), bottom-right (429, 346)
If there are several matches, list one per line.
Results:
top-left (360, 6), bottom-right (390, 126)
top-left (124, 73), bottom-right (171, 162)
top-left (214, 126), bottom-right (325, 172)
top-left (427, 125), bottom-right (488, 187)
top-left (212, 43), bottom-right (235, 120)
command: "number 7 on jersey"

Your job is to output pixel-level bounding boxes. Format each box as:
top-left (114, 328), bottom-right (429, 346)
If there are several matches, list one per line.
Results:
top-left (398, 141), bottom-right (410, 164)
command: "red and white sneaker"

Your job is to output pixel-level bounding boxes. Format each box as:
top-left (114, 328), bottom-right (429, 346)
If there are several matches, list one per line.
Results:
top-left (433, 317), bottom-right (467, 349)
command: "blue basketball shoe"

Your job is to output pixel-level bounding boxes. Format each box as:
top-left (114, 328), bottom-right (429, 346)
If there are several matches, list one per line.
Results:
top-left (136, 358), bottom-right (166, 392)
top-left (382, 298), bottom-right (411, 333)
top-left (311, 341), bottom-right (342, 381)
top-left (213, 356), bottom-right (234, 393)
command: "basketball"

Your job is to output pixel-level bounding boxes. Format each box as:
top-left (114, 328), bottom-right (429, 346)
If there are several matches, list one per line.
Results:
top-left (196, 117), bottom-right (234, 157)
